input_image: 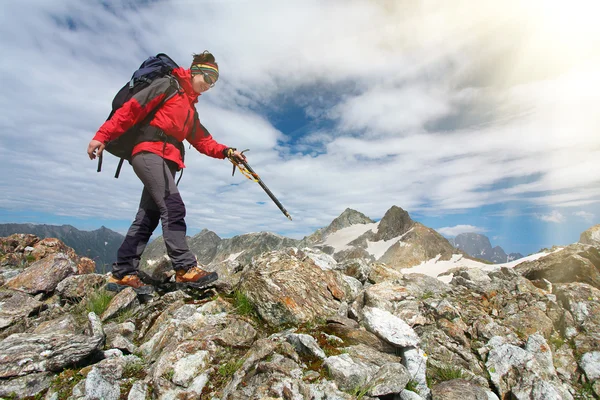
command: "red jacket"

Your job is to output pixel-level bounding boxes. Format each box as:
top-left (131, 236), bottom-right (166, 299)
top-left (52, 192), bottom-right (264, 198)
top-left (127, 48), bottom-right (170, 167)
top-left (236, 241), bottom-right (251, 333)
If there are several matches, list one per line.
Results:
top-left (93, 67), bottom-right (228, 169)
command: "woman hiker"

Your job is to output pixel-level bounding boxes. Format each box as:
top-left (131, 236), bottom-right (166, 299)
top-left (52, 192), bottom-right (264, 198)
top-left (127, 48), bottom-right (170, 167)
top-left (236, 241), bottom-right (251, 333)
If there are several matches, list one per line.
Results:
top-left (87, 51), bottom-right (246, 294)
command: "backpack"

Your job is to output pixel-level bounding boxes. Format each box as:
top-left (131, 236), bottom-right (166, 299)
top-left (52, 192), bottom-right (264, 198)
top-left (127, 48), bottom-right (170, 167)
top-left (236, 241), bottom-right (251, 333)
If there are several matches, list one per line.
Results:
top-left (97, 53), bottom-right (182, 178)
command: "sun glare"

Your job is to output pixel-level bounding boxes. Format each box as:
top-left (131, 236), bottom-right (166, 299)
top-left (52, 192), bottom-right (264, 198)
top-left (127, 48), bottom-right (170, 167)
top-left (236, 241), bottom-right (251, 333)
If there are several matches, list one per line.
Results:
top-left (528, 0), bottom-right (600, 57)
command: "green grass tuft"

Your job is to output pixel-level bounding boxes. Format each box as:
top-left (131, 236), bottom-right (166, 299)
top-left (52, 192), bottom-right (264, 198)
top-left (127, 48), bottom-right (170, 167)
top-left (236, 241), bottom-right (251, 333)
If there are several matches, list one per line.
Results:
top-left (405, 380), bottom-right (419, 393)
top-left (233, 289), bottom-right (255, 316)
top-left (427, 364), bottom-right (466, 386)
top-left (218, 358), bottom-right (244, 378)
top-left (50, 369), bottom-right (85, 400)
top-left (85, 288), bottom-right (114, 316)
top-left (122, 361), bottom-right (146, 379)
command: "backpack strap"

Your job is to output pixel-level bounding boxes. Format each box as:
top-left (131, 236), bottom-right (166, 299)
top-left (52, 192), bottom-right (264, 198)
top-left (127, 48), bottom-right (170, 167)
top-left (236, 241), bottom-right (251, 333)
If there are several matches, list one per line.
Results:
top-left (110, 77), bottom-right (181, 179)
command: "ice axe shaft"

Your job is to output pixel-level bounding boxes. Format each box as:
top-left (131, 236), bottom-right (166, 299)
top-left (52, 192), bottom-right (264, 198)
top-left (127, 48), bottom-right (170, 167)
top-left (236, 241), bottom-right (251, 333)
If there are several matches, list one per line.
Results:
top-left (230, 151), bottom-right (292, 221)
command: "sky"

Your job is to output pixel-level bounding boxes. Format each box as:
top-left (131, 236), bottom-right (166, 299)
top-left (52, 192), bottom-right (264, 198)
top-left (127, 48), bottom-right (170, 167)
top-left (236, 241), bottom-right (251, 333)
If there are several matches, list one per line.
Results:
top-left (1, 0), bottom-right (599, 256)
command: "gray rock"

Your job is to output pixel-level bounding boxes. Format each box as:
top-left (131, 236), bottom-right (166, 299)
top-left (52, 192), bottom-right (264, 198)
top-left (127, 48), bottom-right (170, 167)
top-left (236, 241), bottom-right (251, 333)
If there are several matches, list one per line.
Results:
top-left (340, 275), bottom-right (363, 302)
top-left (397, 391), bottom-right (425, 400)
top-left (485, 335), bottom-right (573, 400)
top-left (239, 249), bottom-right (346, 326)
top-left (286, 333), bottom-right (326, 359)
top-left (431, 379), bottom-right (499, 400)
top-left (33, 314), bottom-right (80, 335)
top-left (100, 287), bottom-right (138, 321)
top-left (515, 244), bottom-right (600, 288)
top-left (83, 357), bottom-right (123, 400)
top-left (109, 334), bottom-right (137, 354)
top-left (401, 347), bottom-right (429, 399)
top-left (323, 353), bottom-right (378, 391)
top-left (367, 363), bottom-right (410, 396)
top-left (308, 380), bottom-right (355, 399)
top-left (5, 253), bottom-right (77, 294)
top-left (0, 289), bottom-right (43, 329)
top-left (172, 350), bottom-right (211, 387)
top-left (56, 273), bottom-right (107, 300)
top-left (579, 351), bottom-right (600, 381)
top-left (555, 283), bottom-right (600, 353)
top-left (0, 312), bottom-right (104, 377)
top-left (303, 247), bottom-right (339, 270)
top-left (579, 224), bottom-right (600, 247)
top-left (504, 306), bottom-right (554, 339)
top-left (362, 306), bottom-right (420, 347)
top-left (553, 343), bottom-right (578, 381)
top-left (127, 381), bottom-right (148, 400)
top-left (0, 372), bottom-right (52, 398)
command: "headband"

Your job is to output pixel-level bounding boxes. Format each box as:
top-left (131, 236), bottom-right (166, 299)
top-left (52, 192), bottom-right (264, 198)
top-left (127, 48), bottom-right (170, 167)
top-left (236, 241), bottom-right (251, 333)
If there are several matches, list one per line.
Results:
top-left (191, 62), bottom-right (219, 83)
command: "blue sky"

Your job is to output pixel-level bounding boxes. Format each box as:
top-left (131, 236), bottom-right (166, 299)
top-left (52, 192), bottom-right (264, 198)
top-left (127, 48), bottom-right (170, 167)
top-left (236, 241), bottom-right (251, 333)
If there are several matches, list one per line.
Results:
top-left (1, 0), bottom-right (599, 257)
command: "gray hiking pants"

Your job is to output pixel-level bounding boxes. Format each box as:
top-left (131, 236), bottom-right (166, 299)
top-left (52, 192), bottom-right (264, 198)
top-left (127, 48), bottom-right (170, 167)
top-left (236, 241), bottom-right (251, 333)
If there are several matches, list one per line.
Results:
top-left (112, 152), bottom-right (196, 278)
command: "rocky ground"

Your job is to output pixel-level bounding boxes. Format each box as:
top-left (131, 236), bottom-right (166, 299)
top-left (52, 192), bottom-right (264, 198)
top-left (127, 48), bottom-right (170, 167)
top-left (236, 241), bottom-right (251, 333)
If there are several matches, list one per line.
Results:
top-left (0, 231), bottom-right (598, 399)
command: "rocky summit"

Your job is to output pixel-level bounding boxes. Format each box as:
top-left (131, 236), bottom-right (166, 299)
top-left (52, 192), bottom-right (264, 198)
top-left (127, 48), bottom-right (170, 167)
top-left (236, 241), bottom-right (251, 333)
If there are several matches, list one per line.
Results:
top-left (0, 211), bottom-right (599, 399)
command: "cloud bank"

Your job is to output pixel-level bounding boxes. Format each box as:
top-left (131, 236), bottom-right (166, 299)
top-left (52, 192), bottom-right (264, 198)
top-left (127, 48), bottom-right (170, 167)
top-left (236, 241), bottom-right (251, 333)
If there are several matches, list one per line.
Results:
top-left (0, 0), bottom-right (599, 246)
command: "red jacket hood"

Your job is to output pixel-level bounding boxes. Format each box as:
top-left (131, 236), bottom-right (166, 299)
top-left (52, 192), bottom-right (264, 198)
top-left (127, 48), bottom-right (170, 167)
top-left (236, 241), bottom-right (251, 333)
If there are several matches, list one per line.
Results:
top-left (171, 67), bottom-right (200, 103)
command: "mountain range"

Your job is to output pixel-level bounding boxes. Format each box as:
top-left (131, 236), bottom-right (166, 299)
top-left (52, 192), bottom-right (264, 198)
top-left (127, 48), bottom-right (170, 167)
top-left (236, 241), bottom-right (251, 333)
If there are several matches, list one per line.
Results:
top-left (448, 233), bottom-right (524, 263)
top-left (141, 206), bottom-right (464, 271)
top-left (0, 223), bottom-right (123, 271)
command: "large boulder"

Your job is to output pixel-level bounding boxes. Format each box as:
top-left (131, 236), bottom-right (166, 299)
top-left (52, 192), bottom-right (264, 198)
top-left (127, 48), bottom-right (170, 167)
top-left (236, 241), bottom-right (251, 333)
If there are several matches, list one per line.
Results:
top-left (4, 253), bottom-right (78, 294)
top-left (514, 244), bottom-right (600, 289)
top-left (0, 312), bottom-right (105, 377)
top-left (0, 289), bottom-right (43, 330)
top-left (239, 248), bottom-right (347, 327)
top-left (580, 224), bottom-right (600, 247)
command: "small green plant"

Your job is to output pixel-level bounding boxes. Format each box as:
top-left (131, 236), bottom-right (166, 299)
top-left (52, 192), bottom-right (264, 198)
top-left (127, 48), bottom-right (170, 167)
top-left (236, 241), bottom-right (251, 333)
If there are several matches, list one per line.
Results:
top-left (574, 381), bottom-right (596, 399)
top-left (51, 369), bottom-right (85, 400)
top-left (405, 380), bottom-right (419, 393)
top-left (349, 383), bottom-right (372, 399)
top-left (422, 291), bottom-right (434, 300)
top-left (119, 379), bottom-right (134, 400)
top-left (427, 364), bottom-right (466, 386)
top-left (85, 288), bottom-right (114, 316)
top-left (25, 254), bottom-right (36, 263)
top-left (163, 369), bottom-right (175, 381)
top-left (113, 307), bottom-right (136, 324)
top-left (548, 335), bottom-right (566, 349)
top-left (233, 290), bottom-right (255, 316)
top-left (218, 358), bottom-right (244, 378)
top-left (123, 361), bottom-right (146, 379)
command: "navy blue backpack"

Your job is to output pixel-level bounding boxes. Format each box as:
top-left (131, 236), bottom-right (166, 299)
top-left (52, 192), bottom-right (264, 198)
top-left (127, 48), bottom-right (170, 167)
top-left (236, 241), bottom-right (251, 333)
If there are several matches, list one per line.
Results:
top-left (98, 53), bottom-right (181, 177)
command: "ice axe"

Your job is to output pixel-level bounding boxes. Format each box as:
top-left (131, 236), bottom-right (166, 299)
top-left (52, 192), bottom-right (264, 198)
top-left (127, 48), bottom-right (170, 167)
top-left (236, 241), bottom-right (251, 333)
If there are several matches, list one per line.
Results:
top-left (228, 149), bottom-right (292, 221)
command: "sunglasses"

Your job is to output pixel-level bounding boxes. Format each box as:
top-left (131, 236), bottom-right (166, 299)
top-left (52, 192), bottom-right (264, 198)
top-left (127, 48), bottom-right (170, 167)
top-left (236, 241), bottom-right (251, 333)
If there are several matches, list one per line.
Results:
top-left (201, 71), bottom-right (217, 87)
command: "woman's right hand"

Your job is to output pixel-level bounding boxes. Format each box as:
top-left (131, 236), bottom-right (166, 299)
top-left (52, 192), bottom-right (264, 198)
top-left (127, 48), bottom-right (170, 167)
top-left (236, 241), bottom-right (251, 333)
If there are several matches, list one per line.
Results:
top-left (87, 140), bottom-right (105, 160)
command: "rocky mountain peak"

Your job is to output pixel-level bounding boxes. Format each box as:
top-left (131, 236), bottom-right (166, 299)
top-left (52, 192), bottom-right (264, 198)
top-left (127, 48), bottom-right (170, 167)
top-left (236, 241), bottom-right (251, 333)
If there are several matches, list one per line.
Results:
top-left (374, 205), bottom-right (414, 241)
top-left (325, 208), bottom-right (374, 235)
top-left (454, 233), bottom-right (492, 255)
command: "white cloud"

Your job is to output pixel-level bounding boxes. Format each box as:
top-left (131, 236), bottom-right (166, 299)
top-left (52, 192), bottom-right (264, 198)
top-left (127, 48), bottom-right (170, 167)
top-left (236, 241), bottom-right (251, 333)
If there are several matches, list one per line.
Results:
top-left (536, 211), bottom-right (566, 223)
top-left (0, 0), bottom-right (600, 240)
top-left (573, 211), bottom-right (595, 223)
top-left (436, 225), bottom-right (487, 237)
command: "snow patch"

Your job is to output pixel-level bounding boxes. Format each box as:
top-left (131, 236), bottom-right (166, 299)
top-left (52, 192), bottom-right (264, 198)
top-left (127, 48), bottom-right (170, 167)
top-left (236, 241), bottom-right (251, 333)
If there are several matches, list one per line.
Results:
top-left (401, 248), bottom-right (564, 283)
top-left (227, 251), bottom-right (244, 261)
top-left (366, 228), bottom-right (413, 259)
top-left (323, 222), bottom-right (379, 252)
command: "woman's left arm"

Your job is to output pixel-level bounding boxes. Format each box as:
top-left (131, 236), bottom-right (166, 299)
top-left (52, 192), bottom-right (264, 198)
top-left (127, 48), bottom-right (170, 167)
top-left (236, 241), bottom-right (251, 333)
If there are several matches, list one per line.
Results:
top-left (188, 116), bottom-right (228, 159)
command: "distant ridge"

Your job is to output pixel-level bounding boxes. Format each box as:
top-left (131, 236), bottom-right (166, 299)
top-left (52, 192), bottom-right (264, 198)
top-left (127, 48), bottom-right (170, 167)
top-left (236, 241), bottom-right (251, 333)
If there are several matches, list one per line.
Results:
top-left (448, 232), bottom-right (523, 263)
top-left (0, 223), bottom-right (123, 271)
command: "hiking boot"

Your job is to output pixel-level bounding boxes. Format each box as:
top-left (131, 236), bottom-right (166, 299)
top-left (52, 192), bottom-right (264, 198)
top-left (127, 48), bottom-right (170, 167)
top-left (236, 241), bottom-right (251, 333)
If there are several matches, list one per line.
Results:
top-left (175, 266), bottom-right (218, 286)
top-left (106, 274), bottom-right (154, 295)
